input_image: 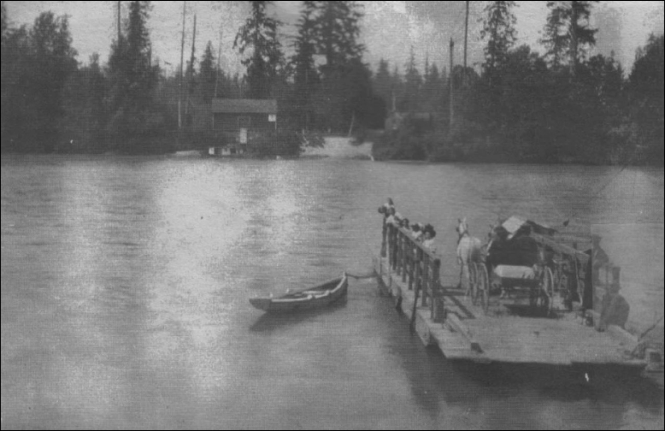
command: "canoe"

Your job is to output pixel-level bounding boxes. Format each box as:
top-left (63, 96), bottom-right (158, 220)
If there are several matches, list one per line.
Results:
top-left (249, 273), bottom-right (348, 313)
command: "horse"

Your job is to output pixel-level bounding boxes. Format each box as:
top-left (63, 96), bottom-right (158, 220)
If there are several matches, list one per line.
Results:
top-left (456, 218), bottom-right (484, 296)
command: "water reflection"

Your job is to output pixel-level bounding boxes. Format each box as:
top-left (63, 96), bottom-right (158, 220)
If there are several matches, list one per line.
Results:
top-left (249, 298), bottom-right (348, 333)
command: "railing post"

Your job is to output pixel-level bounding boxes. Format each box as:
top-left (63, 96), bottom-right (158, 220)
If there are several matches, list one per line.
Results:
top-left (415, 247), bottom-right (422, 297)
top-left (422, 253), bottom-right (430, 307)
top-left (431, 258), bottom-right (443, 321)
top-left (390, 225), bottom-right (397, 271)
top-left (401, 231), bottom-right (408, 283)
top-left (394, 230), bottom-right (401, 276)
top-left (387, 225), bottom-right (393, 269)
top-left (392, 226), bottom-right (398, 269)
top-left (395, 233), bottom-right (404, 275)
top-left (408, 243), bottom-right (415, 291)
top-left (381, 221), bottom-right (387, 258)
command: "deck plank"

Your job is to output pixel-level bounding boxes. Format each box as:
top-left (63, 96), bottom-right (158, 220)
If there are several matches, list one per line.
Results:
top-left (374, 256), bottom-right (646, 367)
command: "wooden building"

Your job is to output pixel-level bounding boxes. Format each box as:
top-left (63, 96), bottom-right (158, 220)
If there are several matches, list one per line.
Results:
top-left (208, 98), bottom-right (277, 156)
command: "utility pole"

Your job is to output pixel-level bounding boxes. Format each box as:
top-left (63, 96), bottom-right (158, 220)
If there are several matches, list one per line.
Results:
top-left (178, 1), bottom-right (186, 131)
top-left (186, 13), bottom-right (197, 119)
top-left (463, 1), bottom-right (469, 87)
top-left (117, 1), bottom-right (122, 44)
top-left (449, 38), bottom-right (454, 131)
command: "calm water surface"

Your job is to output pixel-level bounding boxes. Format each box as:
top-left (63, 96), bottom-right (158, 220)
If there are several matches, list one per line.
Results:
top-left (2, 155), bottom-right (663, 429)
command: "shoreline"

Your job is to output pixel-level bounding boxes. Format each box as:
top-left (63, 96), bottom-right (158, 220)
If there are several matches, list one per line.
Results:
top-left (2, 150), bottom-right (663, 167)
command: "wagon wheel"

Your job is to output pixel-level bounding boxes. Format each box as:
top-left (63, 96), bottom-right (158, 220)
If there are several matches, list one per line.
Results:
top-left (538, 267), bottom-right (555, 316)
top-left (556, 266), bottom-right (568, 294)
top-left (562, 272), bottom-right (574, 311)
top-left (469, 262), bottom-right (479, 305)
top-left (476, 263), bottom-right (490, 314)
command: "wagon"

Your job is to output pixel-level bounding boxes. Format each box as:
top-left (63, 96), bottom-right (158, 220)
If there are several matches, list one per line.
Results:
top-left (469, 216), bottom-right (556, 315)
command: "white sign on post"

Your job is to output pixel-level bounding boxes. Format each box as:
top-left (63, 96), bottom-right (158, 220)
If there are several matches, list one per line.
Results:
top-left (268, 114), bottom-right (276, 122)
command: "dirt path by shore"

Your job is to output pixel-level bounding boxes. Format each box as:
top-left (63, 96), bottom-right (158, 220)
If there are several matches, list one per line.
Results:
top-left (301, 136), bottom-right (373, 159)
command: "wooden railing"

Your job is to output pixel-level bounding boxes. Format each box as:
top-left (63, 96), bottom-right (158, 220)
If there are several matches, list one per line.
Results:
top-left (531, 233), bottom-right (590, 266)
top-left (381, 219), bottom-right (621, 320)
top-left (382, 222), bottom-right (443, 319)
top-left (533, 231), bottom-right (622, 313)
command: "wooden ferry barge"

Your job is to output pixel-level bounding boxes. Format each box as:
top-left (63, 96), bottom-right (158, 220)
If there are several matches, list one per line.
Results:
top-left (373, 218), bottom-right (661, 371)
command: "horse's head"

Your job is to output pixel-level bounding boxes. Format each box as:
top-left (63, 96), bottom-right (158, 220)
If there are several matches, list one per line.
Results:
top-left (487, 223), bottom-right (495, 239)
top-left (485, 223), bottom-right (502, 256)
top-left (456, 218), bottom-right (469, 242)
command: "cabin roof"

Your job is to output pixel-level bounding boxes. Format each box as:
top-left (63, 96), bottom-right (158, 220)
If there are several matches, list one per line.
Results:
top-left (211, 98), bottom-right (277, 114)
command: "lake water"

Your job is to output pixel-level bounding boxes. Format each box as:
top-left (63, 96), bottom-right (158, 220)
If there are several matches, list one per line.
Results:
top-left (1, 154), bottom-right (663, 429)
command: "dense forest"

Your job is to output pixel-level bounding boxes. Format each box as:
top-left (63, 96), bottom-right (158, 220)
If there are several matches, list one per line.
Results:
top-left (373, 1), bottom-right (664, 165)
top-left (0, 1), bottom-right (663, 165)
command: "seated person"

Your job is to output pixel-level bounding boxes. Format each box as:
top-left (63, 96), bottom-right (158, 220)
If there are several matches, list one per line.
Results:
top-left (422, 224), bottom-right (437, 253)
top-left (400, 217), bottom-right (410, 229)
top-left (410, 222), bottom-right (424, 241)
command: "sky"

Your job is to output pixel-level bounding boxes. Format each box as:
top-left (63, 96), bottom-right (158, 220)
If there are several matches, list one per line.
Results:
top-left (4, 1), bottom-right (664, 75)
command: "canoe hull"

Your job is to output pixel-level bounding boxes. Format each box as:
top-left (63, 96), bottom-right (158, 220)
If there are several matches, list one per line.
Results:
top-left (250, 274), bottom-right (348, 313)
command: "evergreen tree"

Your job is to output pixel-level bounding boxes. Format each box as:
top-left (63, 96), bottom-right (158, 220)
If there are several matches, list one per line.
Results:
top-left (125, 1), bottom-right (156, 110)
top-left (1, 23), bottom-right (32, 151)
top-left (199, 41), bottom-right (216, 103)
top-left (541, 1), bottom-right (598, 71)
top-left (569, 1), bottom-right (599, 73)
top-left (234, 1), bottom-right (283, 99)
top-left (1, 11), bottom-right (77, 152)
top-left (290, 0), bottom-right (319, 129)
top-left (372, 58), bottom-right (392, 110)
top-left (479, 1), bottom-right (517, 132)
top-left (28, 12), bottom-right (77, 151)
top-left (306, 1), bottom-right (367, 131)
top-left (575, 53), bottom-right (625, 160)
top-left (1, 2), bottom-right (10, 149)
top-left (402, 46), bottom-right (421, 112)
top-left (390, 65), bottom-right (403, 111)
top-left (495, 45), bottom-right (550, 156)
top-left (107, 1), bottom-right (161, 152)
top-left (1, 2), bottom-right (7, 43)
top-left (60, 54), bottom-right (107, 152)
top-left (313, 1), bottom-right (364, 71)
top-left (541, 1), bottom-right (570, 68)
top-left (480, 1), bottom-right (517, 78)
top-left (628, 34), bottom-right (664, 164)
top-left (422, 61), bottom-right (442, 112)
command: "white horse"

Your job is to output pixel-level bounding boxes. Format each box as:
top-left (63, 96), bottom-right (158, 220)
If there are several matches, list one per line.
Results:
top-left (456, 218), bottom-right (483, 296)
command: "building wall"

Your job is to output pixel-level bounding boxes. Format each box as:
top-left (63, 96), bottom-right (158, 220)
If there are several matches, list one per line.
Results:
top-left (213, 113), bottom-right (276, 133)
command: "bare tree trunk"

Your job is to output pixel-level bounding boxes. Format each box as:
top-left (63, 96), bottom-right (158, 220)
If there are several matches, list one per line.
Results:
top-left (571, 1), bottom-right (578, 77)
top-left (449, 38), bottom-right (454, 132)
top-left (463, 1), bottom-right (469, 87)
top-left (178, 1), bottom-right (186, 131)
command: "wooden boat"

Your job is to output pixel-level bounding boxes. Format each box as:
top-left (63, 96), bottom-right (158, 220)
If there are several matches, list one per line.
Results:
top-left (249, 273), bottom-right (348, 313)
